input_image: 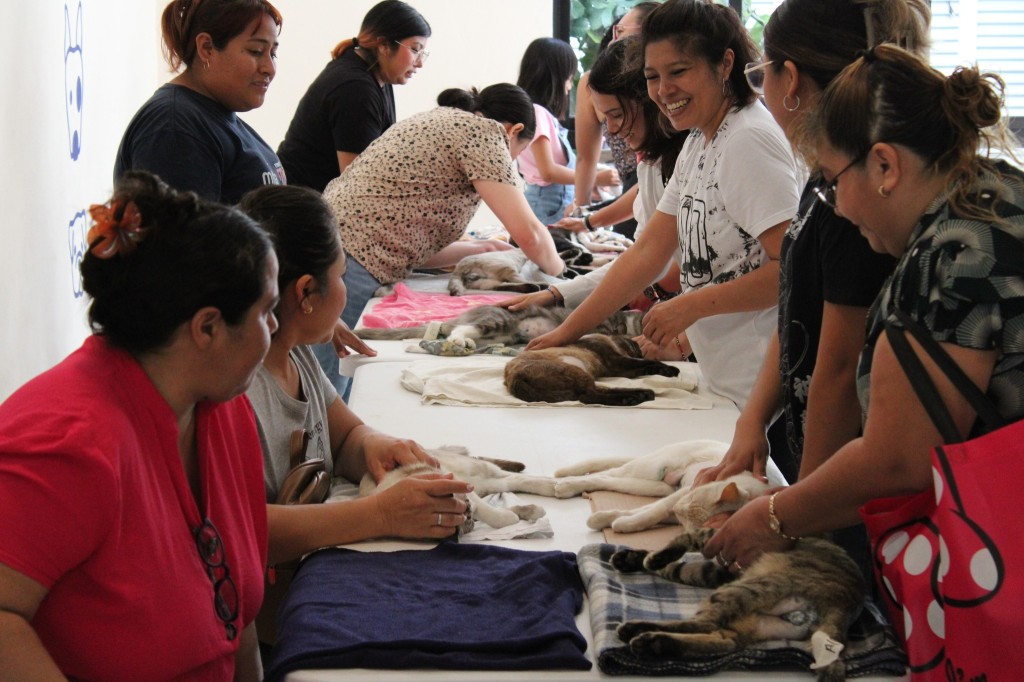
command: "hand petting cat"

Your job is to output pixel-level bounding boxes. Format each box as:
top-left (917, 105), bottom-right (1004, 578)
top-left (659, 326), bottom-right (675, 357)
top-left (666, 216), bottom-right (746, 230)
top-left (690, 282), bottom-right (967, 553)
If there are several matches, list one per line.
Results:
top-left (641, 296), bottom-right (701, 348)
top-left (370, 475), bottom-right (472, 539)
top-left (497, 289), bottom-right (558, 312)
top-left (702, 494), bottom-right (795, 570)
top-left (694, 421), bottom-right (770, 487)
top-left (360, 432), bottom-right (439, 482)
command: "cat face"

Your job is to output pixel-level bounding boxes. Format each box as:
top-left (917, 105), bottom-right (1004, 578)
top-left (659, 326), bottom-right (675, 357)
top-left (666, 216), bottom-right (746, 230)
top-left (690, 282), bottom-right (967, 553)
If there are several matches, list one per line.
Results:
top-left (671, 473), bottom-right (769, 531)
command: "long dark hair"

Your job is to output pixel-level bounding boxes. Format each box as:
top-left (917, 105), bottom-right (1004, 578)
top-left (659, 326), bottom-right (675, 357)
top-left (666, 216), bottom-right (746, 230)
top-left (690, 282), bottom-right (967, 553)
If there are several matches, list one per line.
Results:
top-left (590, 37), bottom-right (687, 181)
top-left (516, 37), bottom-right (578, 119)
top-left (437, 83), bottom-right (537, 142)
top-left (82, 171), bottom-right (273, 354)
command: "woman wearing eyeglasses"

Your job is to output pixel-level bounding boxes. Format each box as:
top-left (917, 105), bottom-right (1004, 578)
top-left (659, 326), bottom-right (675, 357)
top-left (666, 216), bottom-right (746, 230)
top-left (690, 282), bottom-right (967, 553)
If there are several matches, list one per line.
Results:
top-left (0, 171), bottom-right (278, 680)
top-left (704, 44), bottom-right (1023, 632)
top-left (277, 0), bottom-right (430, 192)
top-left (528, 0), bottom-right (800, 418)
top-left (696, 0), bottom-right (928, 492)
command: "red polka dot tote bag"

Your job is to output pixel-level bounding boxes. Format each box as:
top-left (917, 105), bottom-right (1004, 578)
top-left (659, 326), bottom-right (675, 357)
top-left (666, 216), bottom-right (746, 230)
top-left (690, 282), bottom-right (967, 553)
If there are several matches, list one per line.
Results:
top-left (860, 310), bottom-right (1024, 680)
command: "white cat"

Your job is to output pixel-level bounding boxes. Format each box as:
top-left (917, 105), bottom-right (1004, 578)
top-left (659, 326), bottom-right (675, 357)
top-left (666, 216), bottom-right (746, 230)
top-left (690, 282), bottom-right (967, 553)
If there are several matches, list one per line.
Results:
top-left (358, 446), bottom-right (556, 530)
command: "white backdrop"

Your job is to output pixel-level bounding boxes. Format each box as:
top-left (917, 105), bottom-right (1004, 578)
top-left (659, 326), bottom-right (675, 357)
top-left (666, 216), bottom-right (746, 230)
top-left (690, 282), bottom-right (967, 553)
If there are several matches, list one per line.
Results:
top-left (0, 0), bottom-right (551, 400)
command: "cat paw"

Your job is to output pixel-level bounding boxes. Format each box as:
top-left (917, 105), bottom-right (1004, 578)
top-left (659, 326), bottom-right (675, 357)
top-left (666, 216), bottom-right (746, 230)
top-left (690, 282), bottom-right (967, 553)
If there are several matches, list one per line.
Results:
top-left (610, 549), bottom-right (649, 572)
top-left (643, 546), bottom-right (688, 570)
top-left (643, 364), bottom-right (681, 377)
top-left (617, 620), bottom-right (663, 643)
top-left (553, 481), bottom-right (582, 498)
top-left (446, 333), bottom-right (476, 350)
top-left (511, 504), bottom-right (546, 521)
top-left (587, 510), bottom-right (620, 529)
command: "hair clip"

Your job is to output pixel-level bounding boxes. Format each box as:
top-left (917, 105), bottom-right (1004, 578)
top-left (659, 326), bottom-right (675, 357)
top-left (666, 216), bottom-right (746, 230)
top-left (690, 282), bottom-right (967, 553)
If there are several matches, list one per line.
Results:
top-left (87, 200), bottom-right (146, 259)
top-left (855, 47), bottom-right (878, 63)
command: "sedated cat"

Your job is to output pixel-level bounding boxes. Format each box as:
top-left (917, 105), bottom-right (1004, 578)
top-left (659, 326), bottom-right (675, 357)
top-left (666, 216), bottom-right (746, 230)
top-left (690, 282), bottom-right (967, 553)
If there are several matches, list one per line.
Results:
top-left (609, 503), bottom-right (865, 681)
top-left (504, 334), bottom-right (679, 406)
top-left (355, 304), bottom-right (642, 349)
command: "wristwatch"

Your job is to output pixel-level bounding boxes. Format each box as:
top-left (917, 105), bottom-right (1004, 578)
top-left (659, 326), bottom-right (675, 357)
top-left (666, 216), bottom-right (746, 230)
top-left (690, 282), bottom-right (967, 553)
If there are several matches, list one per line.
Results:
top-left (768, 492), bottom-right (800, 541)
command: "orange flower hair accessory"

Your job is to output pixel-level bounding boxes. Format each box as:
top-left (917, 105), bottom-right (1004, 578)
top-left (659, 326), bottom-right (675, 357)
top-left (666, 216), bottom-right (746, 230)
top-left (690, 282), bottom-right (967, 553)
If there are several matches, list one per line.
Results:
top-left (87, 200), bottom-right (146, 259)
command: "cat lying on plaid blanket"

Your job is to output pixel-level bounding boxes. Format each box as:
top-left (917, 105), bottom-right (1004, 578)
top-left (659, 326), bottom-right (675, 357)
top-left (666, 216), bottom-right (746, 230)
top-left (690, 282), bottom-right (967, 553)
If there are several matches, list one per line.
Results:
top-left (609, 487), bottom-right (865, 682)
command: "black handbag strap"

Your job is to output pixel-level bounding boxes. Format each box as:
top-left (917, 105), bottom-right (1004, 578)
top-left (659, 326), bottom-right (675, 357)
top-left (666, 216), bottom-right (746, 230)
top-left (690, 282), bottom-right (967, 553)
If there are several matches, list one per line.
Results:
top-left (885, 309), bottom-right (1005, 444)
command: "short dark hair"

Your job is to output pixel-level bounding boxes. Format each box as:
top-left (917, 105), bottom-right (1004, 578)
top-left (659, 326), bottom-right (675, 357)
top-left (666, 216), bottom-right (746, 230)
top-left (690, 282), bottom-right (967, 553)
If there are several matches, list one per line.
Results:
top-left (516, 38), bottom-right (578, 119)
top-left (437, 83), bottom-right (537, 141)
top-left (238, 185), bottom-right (341, 297)
top-left (161, 0), bottom-right (282, 71)
top-left (81, 171), bottom-right (273, 354)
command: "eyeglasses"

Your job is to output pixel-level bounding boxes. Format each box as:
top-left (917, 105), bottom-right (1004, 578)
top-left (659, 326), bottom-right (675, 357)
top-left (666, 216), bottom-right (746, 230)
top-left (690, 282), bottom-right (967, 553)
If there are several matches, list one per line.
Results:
top-left (612, 23), bottom-right (642, 39)
top-left (743, 60), bottom-right (773, 96)
top-left (393, 40), bottom-right (430, 63)
top-left (814, 149), bottom-right (869, 209)
top-left (193, 518), bottom-right (240, 641)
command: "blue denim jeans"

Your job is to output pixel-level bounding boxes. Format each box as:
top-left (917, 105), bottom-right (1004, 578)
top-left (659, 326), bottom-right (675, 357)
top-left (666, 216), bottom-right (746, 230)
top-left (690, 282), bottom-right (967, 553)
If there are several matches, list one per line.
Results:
top-left (525, 182), bottom-right (575, 227)
top-left (311, 253), bottom-right (382, 401)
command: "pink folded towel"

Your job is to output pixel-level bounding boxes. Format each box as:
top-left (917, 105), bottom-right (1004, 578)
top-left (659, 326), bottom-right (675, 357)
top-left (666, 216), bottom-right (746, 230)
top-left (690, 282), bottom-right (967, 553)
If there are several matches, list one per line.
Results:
top-left (359, 282), bottom-right (510, 329)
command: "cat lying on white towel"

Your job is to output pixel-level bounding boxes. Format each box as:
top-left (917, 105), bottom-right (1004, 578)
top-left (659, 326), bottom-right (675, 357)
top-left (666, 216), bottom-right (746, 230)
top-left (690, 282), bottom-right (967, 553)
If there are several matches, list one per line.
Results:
top-left (358, 445), bottom-right (555, 531)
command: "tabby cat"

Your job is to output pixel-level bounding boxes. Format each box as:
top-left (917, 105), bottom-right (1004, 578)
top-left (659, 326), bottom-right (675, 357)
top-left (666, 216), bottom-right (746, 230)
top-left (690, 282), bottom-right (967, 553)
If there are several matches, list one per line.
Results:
top-left (355, 304), bottom-right (642, 348)
top-left (504, 334), bottom-right (679, 406)
top-left (611, 531), bottom-right (864, 682)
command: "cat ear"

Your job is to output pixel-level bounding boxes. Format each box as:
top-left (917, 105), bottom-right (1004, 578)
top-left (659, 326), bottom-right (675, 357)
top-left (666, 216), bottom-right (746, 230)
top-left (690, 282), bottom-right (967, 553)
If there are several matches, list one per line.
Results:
top-left (717, 482), bottom-right (741, 505)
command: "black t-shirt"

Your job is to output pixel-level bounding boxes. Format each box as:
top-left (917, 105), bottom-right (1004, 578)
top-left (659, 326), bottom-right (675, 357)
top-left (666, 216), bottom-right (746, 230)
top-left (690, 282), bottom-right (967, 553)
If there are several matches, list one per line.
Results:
top-left (777, 178), bottom-right (896, 462)
top-left (114, 84), bottom-right (284, 205)
top-left (277, 49), bottom-right (396, 192)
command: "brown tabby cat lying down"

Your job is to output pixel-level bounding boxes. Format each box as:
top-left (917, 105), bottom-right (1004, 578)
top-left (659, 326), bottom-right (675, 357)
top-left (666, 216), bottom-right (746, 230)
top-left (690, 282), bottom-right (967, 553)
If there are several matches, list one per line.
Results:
top-left (504, 334), bottom-right (679, 406)
top-left (611, 511), bottom-right (864, 681)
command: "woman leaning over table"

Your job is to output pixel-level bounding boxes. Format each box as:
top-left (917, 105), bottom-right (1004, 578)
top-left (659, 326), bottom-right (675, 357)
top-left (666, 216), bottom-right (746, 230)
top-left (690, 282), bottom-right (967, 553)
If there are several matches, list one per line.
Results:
top-left (115, 0), bottom-right (285, 205)
top-left (315, 83), bottom-right (565, 392)
top-left (704, 45), bottom-right (1024, 579)
top-left (277, 0), bottom-right (431, 191)
top-left (527, 0), bottom-right (800, 413)
top-left (0, 171), bottom-right (278, 680)
top-left (695, 0), bottom-right (929, 490)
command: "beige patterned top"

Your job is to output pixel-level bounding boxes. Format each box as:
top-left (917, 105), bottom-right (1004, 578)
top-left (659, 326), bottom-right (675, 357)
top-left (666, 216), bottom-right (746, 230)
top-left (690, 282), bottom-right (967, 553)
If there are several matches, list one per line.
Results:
top-left (323, 106), bottom-right (520, 283)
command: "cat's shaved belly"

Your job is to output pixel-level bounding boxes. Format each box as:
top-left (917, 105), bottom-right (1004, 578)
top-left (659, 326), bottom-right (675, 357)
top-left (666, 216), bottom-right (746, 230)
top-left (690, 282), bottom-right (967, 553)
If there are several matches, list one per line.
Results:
top-left (558, 356), bottom-right (589, 371)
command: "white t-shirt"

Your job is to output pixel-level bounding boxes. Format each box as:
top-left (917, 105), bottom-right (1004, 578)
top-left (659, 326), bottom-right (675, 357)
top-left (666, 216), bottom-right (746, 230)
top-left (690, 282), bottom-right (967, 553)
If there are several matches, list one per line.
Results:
top-left (657, 101), bottom-right (799, 409)
top-left (516, 104), bottom-right (568, 187)
top-left (558, 160), bottom-right (680, 308)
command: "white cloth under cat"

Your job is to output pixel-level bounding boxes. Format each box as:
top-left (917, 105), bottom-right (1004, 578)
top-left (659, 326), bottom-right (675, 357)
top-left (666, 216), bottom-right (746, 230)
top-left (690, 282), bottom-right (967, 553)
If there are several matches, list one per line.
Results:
top-left (398, 356), bottom-right (712, 409)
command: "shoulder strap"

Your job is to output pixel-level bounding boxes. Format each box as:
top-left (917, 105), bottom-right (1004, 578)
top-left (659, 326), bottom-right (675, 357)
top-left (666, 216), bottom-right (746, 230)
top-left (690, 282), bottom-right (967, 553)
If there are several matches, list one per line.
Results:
top-left (885, 310), bottom-right (1005, 444)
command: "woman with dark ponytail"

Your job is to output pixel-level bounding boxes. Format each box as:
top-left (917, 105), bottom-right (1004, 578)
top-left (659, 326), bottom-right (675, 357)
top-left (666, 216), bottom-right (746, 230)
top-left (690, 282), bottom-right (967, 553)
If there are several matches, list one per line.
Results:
top-left (0, 171), bottom-right (278, 679)
top-left (314, 82), bottom-right (565, 393)
top-left (278, 0), bottom-right (431, 190)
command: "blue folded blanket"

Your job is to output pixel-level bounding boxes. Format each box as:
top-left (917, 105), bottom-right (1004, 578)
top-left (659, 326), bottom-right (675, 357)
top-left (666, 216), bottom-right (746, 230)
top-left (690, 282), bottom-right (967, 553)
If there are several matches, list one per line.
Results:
top-left (266, 543), bottom-right (591, 681)
top-left (578, 543), bottom-right (907, 677)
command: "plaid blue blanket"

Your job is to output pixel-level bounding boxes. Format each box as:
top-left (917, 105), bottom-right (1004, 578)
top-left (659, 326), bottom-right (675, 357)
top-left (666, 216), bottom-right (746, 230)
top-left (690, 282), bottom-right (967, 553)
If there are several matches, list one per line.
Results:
top-left (577, 543), bottom-right (907, 677)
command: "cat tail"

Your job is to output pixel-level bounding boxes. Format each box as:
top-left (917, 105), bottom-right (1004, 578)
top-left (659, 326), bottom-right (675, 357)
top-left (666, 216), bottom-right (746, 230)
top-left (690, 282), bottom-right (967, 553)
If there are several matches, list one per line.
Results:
top-left (354, 325), bottom-right (430, 340)
top-left (579, 387), bottom-right (656, 407)
top-left (475, 456), bottom-right (526, 472)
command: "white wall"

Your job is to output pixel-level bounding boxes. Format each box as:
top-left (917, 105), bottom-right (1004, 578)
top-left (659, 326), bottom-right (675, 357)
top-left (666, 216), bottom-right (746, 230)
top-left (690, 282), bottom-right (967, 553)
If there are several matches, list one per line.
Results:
top-left (0, 0), bottom-right (551, 401)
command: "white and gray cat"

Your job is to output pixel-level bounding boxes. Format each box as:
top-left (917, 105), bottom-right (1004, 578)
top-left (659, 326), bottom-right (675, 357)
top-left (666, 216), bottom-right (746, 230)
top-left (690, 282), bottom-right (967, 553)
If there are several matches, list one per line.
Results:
top-left (355, 304), bottom-right (642, 348)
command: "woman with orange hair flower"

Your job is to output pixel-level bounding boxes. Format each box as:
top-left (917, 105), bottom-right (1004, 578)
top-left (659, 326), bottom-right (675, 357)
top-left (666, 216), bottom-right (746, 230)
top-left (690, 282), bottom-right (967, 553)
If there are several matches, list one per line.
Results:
top-left (0, 171), bottom-right (278, 680)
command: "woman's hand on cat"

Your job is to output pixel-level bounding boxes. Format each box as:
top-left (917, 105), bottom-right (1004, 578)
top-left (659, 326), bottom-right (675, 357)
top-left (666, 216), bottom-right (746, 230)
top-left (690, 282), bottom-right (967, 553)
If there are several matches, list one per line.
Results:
top-left (641, 297), bottom-right (700, 348)
top-left (525, 325), bottom-right (578, 351)
top-left (548, 216), bottom-right (587, 234)
top-left (362, 434), bottom-right (439, 483)
top-left (373, 475), bottom-right (471, 539)
top-left (497, 290), bottom-right (555, 311)
top-left (635, 333), bottom-right (690, 361)
top-left (694, 424), bottom-right (770, 487)
top-left (702, 495), bottom-right (794, 569)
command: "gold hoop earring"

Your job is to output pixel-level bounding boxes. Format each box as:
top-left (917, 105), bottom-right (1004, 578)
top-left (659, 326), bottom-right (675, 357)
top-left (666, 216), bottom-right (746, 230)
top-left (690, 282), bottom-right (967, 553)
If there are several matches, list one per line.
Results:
top-left (783, 94), bottom-right (800, 112)
top-left (878, 185), bottom-right (890, 198)
top-left (203, 59), bottom-right (210, 71)
top-left (301, 300), bottom-right (313, 315)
